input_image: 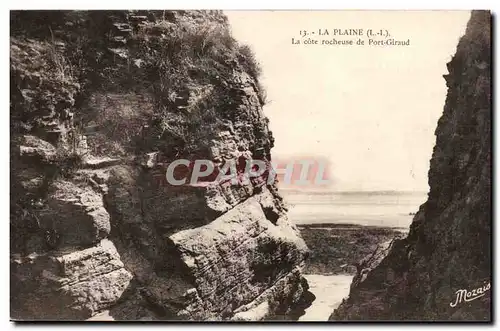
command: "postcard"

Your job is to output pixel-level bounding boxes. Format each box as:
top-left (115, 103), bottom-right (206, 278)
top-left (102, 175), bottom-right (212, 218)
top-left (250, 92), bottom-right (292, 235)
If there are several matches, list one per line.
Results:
top-left (9, 9), bottom-right (491, 322)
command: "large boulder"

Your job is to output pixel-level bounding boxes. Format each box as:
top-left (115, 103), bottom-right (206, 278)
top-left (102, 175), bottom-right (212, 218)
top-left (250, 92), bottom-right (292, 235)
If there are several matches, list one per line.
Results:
top-left (10, 10), bottom-right (312, 321)
top-left (11, 239), bottom-right (133, 320)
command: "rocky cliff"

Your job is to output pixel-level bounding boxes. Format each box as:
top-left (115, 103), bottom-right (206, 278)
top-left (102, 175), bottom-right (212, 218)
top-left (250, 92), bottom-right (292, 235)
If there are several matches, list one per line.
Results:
top-left (10, 10), bottom-right (313, 321)
top-left (331, 10), bottom-right (491, 321)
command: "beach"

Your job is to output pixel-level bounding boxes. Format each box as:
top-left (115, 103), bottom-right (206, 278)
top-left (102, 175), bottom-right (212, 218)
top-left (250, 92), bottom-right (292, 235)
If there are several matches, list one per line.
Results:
top-left (299, 274), bottom-right (353, 321)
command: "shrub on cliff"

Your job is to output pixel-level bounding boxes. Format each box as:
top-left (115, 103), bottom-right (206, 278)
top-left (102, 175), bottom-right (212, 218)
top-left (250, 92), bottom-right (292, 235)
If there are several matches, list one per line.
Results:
top-left (11, 11), bottom-right (268, 160)
top-left (237, 44), bottom-right (261, 81)
top-left (126, 16), bottom-right (266, 156)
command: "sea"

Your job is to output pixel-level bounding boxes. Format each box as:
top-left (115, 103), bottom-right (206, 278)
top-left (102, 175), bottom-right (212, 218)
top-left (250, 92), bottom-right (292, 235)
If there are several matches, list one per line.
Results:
top-left (281, 189), bottom-right (428, 230)
top-left (282, 189), bottom-right (429, 320)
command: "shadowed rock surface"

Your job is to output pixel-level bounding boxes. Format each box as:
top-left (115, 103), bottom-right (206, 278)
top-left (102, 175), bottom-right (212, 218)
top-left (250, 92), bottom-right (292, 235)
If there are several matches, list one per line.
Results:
top-left (330, 10), bottom-right (491, 321)
top-left (10, 10), bottom-right (313, 321)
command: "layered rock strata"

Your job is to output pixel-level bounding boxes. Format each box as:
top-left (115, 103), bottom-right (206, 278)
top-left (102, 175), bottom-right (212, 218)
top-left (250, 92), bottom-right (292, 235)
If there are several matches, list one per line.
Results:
top-left (10, 10), bottom-right (312, 321)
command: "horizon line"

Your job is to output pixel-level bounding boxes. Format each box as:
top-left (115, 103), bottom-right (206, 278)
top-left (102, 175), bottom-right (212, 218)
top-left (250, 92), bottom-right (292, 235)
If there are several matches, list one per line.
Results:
top-left (278, 187), bottom-right (429, 194)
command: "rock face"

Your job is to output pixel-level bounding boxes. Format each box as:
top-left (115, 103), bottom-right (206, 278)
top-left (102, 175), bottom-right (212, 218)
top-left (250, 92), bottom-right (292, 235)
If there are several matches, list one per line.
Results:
top-left (10, 10), bottom-right (312, 320)
top-left (331, 11), bottom-right (491, 321)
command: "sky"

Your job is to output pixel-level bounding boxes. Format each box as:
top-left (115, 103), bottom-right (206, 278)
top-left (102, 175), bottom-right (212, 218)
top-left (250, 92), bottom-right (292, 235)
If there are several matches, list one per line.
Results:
top-left (225, 11), bottom-right (471, 192)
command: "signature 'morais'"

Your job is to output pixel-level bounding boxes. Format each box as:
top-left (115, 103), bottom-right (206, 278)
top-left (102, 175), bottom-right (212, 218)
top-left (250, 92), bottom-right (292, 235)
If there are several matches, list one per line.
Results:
top-left (450, 282), bottom-right (491, 307)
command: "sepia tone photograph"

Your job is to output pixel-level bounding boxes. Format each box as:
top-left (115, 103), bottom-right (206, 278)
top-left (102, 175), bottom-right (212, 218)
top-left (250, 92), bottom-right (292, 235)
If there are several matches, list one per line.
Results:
top-left (9, 9), bottom-right (491, 322)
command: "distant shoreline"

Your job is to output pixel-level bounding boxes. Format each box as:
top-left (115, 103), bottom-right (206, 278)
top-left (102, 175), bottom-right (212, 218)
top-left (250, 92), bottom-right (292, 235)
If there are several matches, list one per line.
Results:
top-left (280, 189), bottom-right (428, 196)
top-left (298, 222), bottom-right (409, 232)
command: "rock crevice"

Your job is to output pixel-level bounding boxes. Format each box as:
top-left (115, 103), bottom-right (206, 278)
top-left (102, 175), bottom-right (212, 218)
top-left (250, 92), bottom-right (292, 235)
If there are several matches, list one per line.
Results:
top-left (330, 10), bottom-right (491, 321)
